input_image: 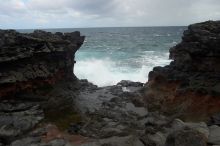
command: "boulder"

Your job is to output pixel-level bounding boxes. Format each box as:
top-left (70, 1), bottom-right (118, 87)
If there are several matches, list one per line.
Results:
top-left (165, 127), bottom-right (207, 146)
top-left (208, 113), bottom-right (220, 126)
top-left (171, 119), bottom-right (209, 139)
top-left (208, 125), bottom-right (220, 145)
top-left (10, 137), bottom-right (41, 146)
top-left (117, 80), bottom-right (144, 87)
top-left (0, 102), bottom-right (44, 143)
top-left (140, 132), bottom-right (166, 146)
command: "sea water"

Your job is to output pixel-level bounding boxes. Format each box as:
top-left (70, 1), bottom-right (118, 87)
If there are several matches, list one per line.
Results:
top-left (19, 27), bottom-right (186, 87)
top-left (74, 27), bottom-right (185, 86)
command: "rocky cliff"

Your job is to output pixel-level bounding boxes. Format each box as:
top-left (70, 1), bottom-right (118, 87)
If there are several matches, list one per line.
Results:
top-left (0, 30), bottom-right (85, 144)
top-left (0, 30), bottom-right (84, 98)
top-left (144, 21), bottom-right (220, 120)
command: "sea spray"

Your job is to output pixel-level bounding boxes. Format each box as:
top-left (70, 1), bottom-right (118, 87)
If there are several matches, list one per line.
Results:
top-left (71, 27), bottom-right (184, 86)
top-left (75, 55), bottom-right (171, 87)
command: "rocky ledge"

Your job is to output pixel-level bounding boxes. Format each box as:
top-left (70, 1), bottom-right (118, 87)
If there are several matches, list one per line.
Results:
top-left (0, 30), bottom-right (85, 145)
top-left (144, 21), bottom-right (220, 120)
top-left (0, 29), bottom-right (84, 98)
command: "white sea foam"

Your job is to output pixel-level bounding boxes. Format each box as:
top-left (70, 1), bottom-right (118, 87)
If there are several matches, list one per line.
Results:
top-left (75, 55), bottom-right (171, 87)
top-left (153, 34), bottom-right (163, 37)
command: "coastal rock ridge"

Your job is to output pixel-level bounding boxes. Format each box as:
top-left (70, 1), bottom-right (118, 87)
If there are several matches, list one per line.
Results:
top-left (0, 29), bottom-right (85, 145)
top-left (0, 30), bottom-right (84, 98)
top-left (144, 21), bottom-right (220, 120)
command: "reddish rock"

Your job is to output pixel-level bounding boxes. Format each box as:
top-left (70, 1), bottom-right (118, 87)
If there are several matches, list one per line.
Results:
top-left (0, 30), bottom-right (85, 144)
top-left (143, 21), bottom-right (220, 120)
top-left (0, 30), bottom-right (84, 99)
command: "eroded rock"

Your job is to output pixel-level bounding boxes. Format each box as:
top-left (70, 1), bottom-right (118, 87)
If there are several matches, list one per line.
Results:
top-left (0, 29), bottom-right (84, 144)
top-left (144, 21), bottom-right (220, 119)
top-left (208, 125), bottom-right (220, 145)
top-left (165, 127), bottom-right (207, 146)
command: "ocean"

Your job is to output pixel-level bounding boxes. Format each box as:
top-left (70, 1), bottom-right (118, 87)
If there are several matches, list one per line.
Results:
top-left (19, 27), bottom-right (186, 87)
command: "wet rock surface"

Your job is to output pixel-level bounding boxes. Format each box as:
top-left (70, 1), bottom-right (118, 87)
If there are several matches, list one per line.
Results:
top-left (0, 101), bottom-right (44, 143)
top-left (0, 81), bottom-right (148, 146)
top-left (74, 81), bottom-right (147, 139)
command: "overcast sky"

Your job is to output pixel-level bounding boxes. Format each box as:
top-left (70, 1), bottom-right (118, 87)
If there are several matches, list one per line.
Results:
top-left (0, 0), bottom-right (220, 29)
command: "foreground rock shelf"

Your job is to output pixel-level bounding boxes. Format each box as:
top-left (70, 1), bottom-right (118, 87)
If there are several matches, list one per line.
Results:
top-left (4, 80), bottom-right (220, 146)
top-left (1, 21), bottom-right (220, 146)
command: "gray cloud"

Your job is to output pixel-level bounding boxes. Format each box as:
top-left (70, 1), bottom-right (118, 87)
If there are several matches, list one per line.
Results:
top-left (0, 0), bottom-right (220, 29)
top-left (0, 0), bottom-right (27, 16)
top-left (68, 0), bottom-right (117, 15)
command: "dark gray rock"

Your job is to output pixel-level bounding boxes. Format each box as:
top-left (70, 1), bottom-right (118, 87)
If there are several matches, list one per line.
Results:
top-left (47, 139), bottom-right (66, 146)
top-left (171, 119), bottom-right (209, 139)
top-left (0, 29), bottom-right (85, 144)
top-left (144, 20), bottom-right (220, 117)
top-left (208, 125), bottom-right (220, 145)
top-left (0, 101), bottom-right (44, 143)
top-left (10, 137), bottom-right (41, 146)
top-left (144, 113), bottom-right (170, 130)
top-left (98, 135), bottom-right (145, 146)
top-left (140, 132), bottom-right (166, 146)
top-left (208, 113), bottom-right (220, 126)
top-left (74, 83), bottom-right (148, 139)
top-left (117, 80), bottom-right (144, 87)
top-left (29, 127), bottom-right (46, 137)
top-left (0, 29), bottom-right (84, 98)
top-left (165, 127), bottom-right (207, 146)
top-left (68, 123), bottom-right (82, 134)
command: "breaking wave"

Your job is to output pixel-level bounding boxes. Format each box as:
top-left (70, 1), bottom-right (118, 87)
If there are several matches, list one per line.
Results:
top-left (75, 55), bottom-right (171, 87)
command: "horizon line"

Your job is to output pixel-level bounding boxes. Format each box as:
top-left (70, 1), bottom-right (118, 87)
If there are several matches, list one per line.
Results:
top-left (7, 25), bottom-right (187, 30)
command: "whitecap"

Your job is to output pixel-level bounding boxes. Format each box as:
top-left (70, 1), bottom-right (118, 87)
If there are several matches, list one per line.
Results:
top-left (122, 87), bottom-right (130, 92)
top-left (74, 58), bottom-right (150, 87)
top-left (74, 54), bottom-right (171, 87)
top-left (144, 51), bottom-right (155, 53)
top-left (153, 34), bottom-right (163, 37)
